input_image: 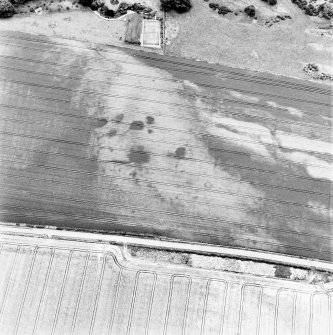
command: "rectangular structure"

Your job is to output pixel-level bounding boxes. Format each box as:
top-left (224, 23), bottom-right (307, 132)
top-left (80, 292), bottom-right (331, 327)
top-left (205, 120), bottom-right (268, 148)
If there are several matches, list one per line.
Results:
top-left (141, 19), bottom-right (161, 48)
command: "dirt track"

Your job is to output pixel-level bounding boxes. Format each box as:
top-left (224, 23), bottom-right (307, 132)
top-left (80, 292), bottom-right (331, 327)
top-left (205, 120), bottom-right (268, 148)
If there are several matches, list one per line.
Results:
top-left (0, 31), bottom-right (331, 260)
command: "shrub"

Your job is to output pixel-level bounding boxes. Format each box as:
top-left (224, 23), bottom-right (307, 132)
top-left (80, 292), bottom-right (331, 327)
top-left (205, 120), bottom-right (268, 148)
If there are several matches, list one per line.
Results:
top-left (116, 1), bottom-right (129, 15)
top-left (90, 0), bottom-right (104, 10)
top-left (79, 0), bottom-right (93, 6)
top-left (104, 8), bottom-right (114, 17)
top-left (160, 0), bottom-right (192, 13)
top-left (218, 5), bottom-right (232, 15)
top-left (99, 4), bottom-right (108, 12)
top-left (118, 1), bottom-right (130, 10)
top-left (291, 0), bottom-right (307, 10)
top-left (268, 0), bottom-right (277, 5)
top-left (90, 1), bottom-right (97, 9)
top-left (132, 2), bottom-right (145, 11)
top-left (304, 3), bottom-right (318, 16)
top-left (307, 63), bottom-right (319, 72)
top-left (99, 4), bottom-right (114, 17)
top-left (0, 0), bottom-right (15, 18)
top-left (9, 0), bottom-right (27, 4)
top-left (321, 3), bottom-right (333, 19)
top-left (208, 2), bottom-right (218, 10)
top-left (244, 5), bottom-right (255, 17)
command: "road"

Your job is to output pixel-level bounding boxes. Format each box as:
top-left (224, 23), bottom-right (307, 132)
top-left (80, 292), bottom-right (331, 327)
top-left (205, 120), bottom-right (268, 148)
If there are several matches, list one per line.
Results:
top-left (0, 30), bottom-right (331, 261)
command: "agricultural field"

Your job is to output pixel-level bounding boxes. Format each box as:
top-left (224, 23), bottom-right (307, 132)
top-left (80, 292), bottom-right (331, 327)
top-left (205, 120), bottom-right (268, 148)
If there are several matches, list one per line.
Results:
top-left (1, 0), bottom-right (332, 80)
top-left (0, 30), bottom-right (331, 261)
top-left (165, 0), bottom-right (333, 80)
top-left (0, 2), bottom-right (331, 334)
top-left (0, 233), bottom-right (331, 335)
top-left (0, 0), bottom-right (163, 54)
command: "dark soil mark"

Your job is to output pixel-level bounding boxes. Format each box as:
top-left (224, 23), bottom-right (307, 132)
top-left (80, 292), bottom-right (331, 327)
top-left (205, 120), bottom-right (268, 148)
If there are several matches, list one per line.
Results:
top-left (130, 170), bottom-right (139, 184)
top-left (108, 129), bottom-right (117, 137)
top-left (129, 120), bottom-right (145, 130)
top-left (128, 145), bottom-right (150, 164)
top-left (274, 265), bottom-right (291, 279)
top-left (174, 147), bottom-right (186, 159)
top-left (146, 116), bottom-right (155, 125)
top-left (130, 170), bottom-right (137, 178)
top-left (204, 181), bottom-right (212, 189)
top-left (109, 160), bottom-right (129, 164)
top-left (114, 113), bottom-right (124, 123)
top-left (95, 118), bottom-right (108, 128)
top-left (148, 129), bottom-right (153, 134)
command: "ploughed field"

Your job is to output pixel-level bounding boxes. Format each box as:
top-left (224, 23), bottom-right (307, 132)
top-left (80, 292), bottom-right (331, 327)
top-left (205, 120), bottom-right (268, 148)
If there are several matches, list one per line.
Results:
top-left (0, 235), bottom-right (331, 335)
top-left (0, 30), bottom-right (331, 261)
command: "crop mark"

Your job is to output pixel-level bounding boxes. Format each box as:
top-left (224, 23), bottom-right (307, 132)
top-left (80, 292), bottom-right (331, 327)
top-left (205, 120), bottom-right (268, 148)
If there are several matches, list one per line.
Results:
top-left (114, 113), bottom-right (124, 123)
top-left (108, 129), bottom-right (117, 137)
top-left (128, 145), bottom-right (150, 164)
top-left (129, 121), bottom-right (145, 130)
top-left (95, 118), bottom-right (108, 128)
top-left (146, 116), bottom-right (155, 125)
top-left (174, 147), bottom-right (186, 159)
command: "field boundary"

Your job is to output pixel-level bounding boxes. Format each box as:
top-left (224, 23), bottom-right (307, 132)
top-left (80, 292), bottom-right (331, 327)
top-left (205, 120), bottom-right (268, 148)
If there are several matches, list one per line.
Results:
top-left (0, 222), bottom-right (332, 272)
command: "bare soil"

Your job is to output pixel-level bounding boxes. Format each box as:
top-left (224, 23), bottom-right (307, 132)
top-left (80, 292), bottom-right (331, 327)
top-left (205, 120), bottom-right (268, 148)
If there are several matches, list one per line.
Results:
top-left (125, 12), bottom-right (143, 44)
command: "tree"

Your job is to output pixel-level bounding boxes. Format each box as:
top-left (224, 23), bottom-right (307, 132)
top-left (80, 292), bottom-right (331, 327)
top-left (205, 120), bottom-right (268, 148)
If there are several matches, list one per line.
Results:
top-left (218, 5), bottom-right (232, 15)
top-left (79, 0), bottom-right (93, 7)
top-left (90, 0), bottom-right (104, 10)
top-left (160, 0), bottom-right (192, 13)
top-left (262, 0), bottom-right (277, 5)
top-left (100, 5), bottom-right (115, 17)
top-left (208, 3), bottom-right (219, 10)
top-left (244, 5), bottom-right (256, 17)
top-left (321, 3), bottom-right (333, 19)
top-left (0, 0), bottom-right (15, 18)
